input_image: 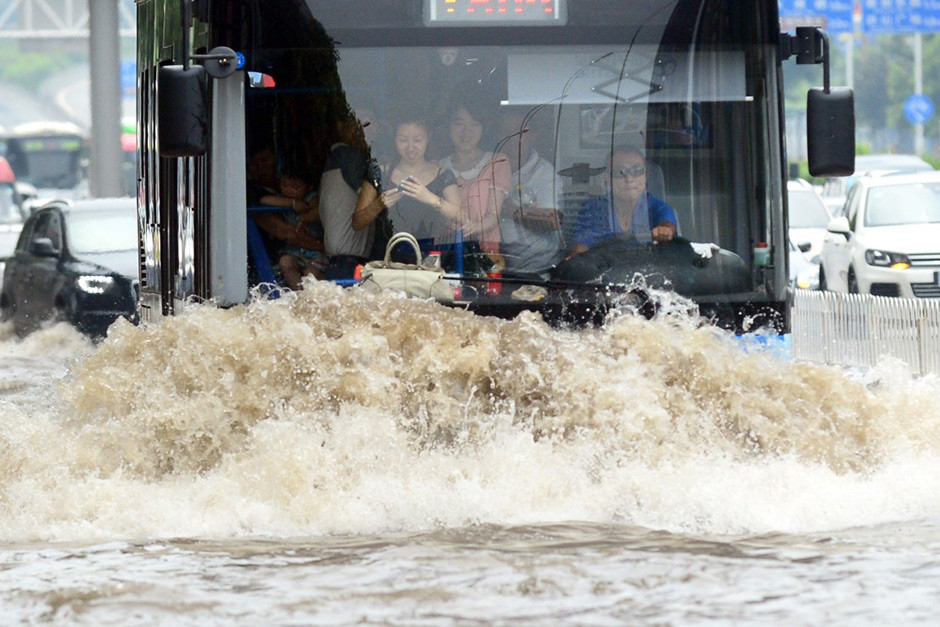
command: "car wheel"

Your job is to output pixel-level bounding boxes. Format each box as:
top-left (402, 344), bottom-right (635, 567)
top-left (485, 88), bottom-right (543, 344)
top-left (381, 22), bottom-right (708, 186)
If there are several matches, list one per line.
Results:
top-left (0, 292), bottom-right (12, 322)
top-left (848, 268), bottom-right (859, 294)
top-left (818, 266), bottom-right (828, 291)
top-left (55, 293), bottom-right (79, 325)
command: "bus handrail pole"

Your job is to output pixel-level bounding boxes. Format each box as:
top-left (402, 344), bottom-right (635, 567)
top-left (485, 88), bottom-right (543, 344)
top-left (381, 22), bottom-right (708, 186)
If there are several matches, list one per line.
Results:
top-left (181, 0), bottom-right (192, 70)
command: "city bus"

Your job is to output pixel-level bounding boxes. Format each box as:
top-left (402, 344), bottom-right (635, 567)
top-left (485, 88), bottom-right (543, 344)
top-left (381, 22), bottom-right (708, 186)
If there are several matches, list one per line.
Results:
top-left (137, 0), bottom-right (853, 332)
top-left (0, 121), bottom-right (88, 195)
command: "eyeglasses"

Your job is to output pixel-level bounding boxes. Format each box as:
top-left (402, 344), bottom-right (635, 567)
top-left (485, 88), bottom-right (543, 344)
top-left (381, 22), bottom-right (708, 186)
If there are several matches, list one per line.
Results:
top-left (615, 165), bottom-right (646, 179)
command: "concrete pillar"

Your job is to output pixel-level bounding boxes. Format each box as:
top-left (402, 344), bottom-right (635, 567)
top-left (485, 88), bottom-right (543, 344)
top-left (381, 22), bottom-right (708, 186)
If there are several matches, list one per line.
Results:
top-left (88, 0), bottom-right (125, 197)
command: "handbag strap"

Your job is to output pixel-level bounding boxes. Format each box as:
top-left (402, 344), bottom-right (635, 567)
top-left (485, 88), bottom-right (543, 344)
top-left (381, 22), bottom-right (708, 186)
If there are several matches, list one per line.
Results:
top-left (384, 232), bottom-right (423, 265)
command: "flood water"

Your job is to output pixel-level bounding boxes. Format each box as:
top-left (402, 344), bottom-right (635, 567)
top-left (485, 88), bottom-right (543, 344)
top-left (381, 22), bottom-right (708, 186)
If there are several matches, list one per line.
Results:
top-left (2, 282), bottom-right (939, 624)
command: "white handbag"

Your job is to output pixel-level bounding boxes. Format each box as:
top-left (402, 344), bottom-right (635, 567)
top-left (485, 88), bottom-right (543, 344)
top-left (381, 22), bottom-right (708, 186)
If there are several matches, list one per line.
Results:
top-left (359, 232), bottom-right (455, 303)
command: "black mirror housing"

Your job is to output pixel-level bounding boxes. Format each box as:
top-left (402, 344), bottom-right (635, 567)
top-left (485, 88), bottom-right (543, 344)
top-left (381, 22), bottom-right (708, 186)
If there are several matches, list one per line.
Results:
top-left (29, 237), bottom-right (58, 257)
top-left (807, 87), bottom-right (855, 177)
top-left (158, 65), bottom-right (209, 158)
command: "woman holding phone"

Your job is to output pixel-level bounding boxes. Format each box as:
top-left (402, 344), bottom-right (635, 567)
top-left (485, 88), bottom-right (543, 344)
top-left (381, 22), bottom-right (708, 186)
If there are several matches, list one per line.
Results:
top-left (353, 118), bottom-right (460, 253)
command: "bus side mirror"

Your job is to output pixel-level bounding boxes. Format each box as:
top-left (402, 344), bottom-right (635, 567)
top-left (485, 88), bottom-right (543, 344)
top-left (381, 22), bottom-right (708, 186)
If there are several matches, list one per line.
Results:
top-left (158, 65), bottom-right (208, 158)
top-left (807, 87), bottom-right (855, 177)
top-left (782, 27), bottom-right (856, 178)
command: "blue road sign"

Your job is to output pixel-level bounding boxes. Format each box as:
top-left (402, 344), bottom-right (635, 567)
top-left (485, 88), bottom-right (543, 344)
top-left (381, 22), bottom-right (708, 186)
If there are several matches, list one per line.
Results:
top-left (864, 0), bottom-right (940, 34)
top-left (120, 60), bottom-right (137, 100)
top-left (904, 94), bottom-right (935, 125)
top-left (778, 1), bottom-right (854, 33)
top-left (780, 0), bottom-right (940, 34)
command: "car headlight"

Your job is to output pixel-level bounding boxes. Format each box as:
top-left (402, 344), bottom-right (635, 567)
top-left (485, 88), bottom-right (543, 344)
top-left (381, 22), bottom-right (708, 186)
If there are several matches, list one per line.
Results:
top-left (864, 249), bottom-right (911, 270)
top-left (77, 275), bottom-right (116, 294)
top-left (796, 265), bottom-right (820, 290)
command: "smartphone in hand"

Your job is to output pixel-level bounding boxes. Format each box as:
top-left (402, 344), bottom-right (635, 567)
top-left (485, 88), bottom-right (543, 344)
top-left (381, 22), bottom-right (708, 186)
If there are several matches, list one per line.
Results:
top-left (397, 176), bottom-right (416, 192)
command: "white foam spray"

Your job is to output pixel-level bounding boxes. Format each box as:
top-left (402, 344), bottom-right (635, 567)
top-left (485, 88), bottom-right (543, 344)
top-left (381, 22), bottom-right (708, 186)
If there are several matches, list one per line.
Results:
top-left (1, 283), bottom-right (939, 542)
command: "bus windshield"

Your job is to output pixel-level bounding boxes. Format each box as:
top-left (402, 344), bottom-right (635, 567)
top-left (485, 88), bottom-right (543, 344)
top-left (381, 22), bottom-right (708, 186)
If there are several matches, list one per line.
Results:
top-left (241, 0), bottom-right (777, 305)
top-left (139, 0), bottom-right (796, 331)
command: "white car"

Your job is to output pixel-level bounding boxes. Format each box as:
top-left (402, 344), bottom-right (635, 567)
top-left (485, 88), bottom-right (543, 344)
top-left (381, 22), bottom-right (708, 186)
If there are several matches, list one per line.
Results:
top-left (789, 238), bottom-right (820, 290)
top-left (819, 153), bottom-right (935, 214)
top-left (787, 179), bottom-right (829, 290)
top-left (819, 171), bottom-right (940, 298)
top-left (788, 179), bottom-right (831, 258)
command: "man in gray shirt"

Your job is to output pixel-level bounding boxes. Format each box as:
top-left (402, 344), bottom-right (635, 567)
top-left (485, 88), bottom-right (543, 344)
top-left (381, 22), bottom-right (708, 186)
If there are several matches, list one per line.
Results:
top-left (497, 110), bottom-right (564, 278)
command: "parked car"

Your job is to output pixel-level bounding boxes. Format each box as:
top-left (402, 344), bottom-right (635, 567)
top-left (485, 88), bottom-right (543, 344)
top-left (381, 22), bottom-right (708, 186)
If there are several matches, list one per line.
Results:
top-left (788, 179), bottom-right (831, 258)
top-left (789, 237), bottom-right (820, 290)
top-left (819, 153), bottom-right (935, 215)
top-left (819, 171), bottom-right (940, 298)
top-left (0, 197), bottom-right (139, 337)
top-left (786, 179), bottom-right (829, 290)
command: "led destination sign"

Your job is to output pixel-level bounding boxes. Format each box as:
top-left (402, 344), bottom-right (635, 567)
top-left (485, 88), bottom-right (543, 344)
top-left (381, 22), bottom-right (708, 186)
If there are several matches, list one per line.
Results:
top-left (426, 0), bottom-right (566, 26)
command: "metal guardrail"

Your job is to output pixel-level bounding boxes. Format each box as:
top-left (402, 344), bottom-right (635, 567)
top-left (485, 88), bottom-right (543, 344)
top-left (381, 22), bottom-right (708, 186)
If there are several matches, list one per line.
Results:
top-left (792, 290), bottom-right (940, 376)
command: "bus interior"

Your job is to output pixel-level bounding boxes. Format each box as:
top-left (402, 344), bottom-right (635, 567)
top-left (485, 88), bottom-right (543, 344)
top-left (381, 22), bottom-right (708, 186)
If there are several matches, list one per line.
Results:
top-left (237, 0), bottom-right (777, 259)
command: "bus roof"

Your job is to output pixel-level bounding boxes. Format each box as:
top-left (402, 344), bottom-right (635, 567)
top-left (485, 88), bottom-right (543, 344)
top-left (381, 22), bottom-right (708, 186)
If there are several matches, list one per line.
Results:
top-left (8, 120), bottom-right (86, 138)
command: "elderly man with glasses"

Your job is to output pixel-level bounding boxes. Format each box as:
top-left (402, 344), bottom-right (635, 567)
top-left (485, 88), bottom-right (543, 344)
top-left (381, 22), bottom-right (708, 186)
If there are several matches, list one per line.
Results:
top-left (567, 144), bottom-right (677, 259)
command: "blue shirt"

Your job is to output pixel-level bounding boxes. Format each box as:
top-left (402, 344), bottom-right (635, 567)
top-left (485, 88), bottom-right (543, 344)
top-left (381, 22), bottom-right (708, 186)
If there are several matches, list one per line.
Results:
top-left (573, 192), bottom-right (677, 249)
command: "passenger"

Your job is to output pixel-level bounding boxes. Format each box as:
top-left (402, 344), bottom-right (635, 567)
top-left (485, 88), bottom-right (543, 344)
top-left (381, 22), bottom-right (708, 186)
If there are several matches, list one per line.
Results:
top-left (353, 118), bottom-right (461, 254)
top-left (439, 99), bottom-right (511, 257)
top-left (247, 144), bottom-right (279, 201)
top-left (247, 145), bottom-right (325, 267)
top-left (568, 144), bottom-right (677, 259)
top-left (319, 115), bottom-right (379, 280)
top-left (497, 108), bottom-right (564, 277)
top-left (259, 169), bottom-right (328, 289)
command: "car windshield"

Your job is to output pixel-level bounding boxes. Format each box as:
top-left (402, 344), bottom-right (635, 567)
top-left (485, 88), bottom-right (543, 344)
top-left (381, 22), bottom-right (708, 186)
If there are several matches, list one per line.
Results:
top-left (864, 182), bottom-right (940, 227)
top-left (788, 189), bottom-right (829, 228)
top-left (67, 210), bottom-right (137, 254)
top-left (827, 156), bottom-right (934, 198)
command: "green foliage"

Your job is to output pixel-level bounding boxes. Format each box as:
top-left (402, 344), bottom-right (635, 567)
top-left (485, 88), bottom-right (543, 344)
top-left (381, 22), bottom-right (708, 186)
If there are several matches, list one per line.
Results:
top-left (790, 144), bottom-right (870, 185)
top-left (921, 154), bottom-right (940, 170)
top-left (784, 33), bottom-right (940, 152)
top-left (792, 161), bottom-right (825, 186)
top-left (0, 42), bottom-right (80, 90)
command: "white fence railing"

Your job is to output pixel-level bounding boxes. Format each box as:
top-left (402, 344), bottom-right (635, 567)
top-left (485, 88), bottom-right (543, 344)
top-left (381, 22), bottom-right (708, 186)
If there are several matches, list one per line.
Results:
top-left (792, 290), bottom-right (940, 376)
